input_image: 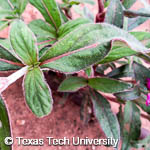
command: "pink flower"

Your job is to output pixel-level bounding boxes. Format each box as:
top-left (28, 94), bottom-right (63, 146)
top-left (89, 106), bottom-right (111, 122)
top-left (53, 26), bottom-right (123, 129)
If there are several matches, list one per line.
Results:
top-left (146, 93), bottom-right (150, 106)
top-left (146, 78), bottom-right (150, 90)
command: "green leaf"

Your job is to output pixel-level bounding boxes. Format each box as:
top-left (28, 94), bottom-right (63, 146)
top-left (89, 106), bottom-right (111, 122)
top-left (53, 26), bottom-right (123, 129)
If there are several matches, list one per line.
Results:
top-left (107, 64), bottom-right (135, 78)
top-left (58, 6), bottom-right (68, 23)
top-left (0, 39), bottom-right (11, 51)
top-left (10, 20), bottom-right (38, 65)
top-left (99, 43), bottom-right (137, 64)
top-left (0, 0), bottom-right (20, 19)
top-left (121, 131), bottom-right (131, 150)
top-left (105, 0), bottom-right (123, 28)
top-left (37, 37), bottom-right (56, 51)
top-left (122, 0), bottom-right (136, 9)
top-left (58, 76), bottom-right (87, 92)
top-left (40, 23), bottom-right (149, 73)
top-left (40, 42), bottom-right (112, 74)
top-left (17, 0), bottom-right (28, 15)
top-left (0, 96), bottom-right (11, 150)
top-left (133, 61), bottom-right (150, 90)
top-left (11, 0), bottom-right (28, 15)
top-left (115, 85), bottom-right (141, 101)
top-left (121, 101), bottom-right (141, 150)
top-left (131, 31), bottom-right (150, 48)
top-left (128, 17), bottom-right (149, 31)
top-left (29, 0), bottom-right (51, 24)
top-left (135, 93), bottom-right (150, 114)
top-left (0, 45), bottom-right (20, 62)
top-left (83, 6), bottom-right (94, 22)
top-left (0, 45), bottom-right (22, 71)
top-left (104, 0), bottom-right (110, 8)
top-left (24, 67), bottom-right (53, 117)
top-left (41, 0), bottom-right (62, 30)
top-left (39, 46), bottom-right (51, 58)
top-left (117, 105), bottom-right (124, 135)
top-left (70, 0), bottom-right (95, 5)
top-left (88, 77), bottom-right (132, 93)
top-left (91, 90), bottom-right (120, 148)
top-left (85, 67), bottom-right (93, 77)
top-left (0, 9), bottom-right (15, 20)
top-left (0, 61), bottom-right (21, 71)
top-left (80, 95), bottom-right (91, 124)
top-left (100, 31), bottom-right (150, 64)
top-left (0, 0), bottom-right (12, 10)
top-left (28, 19), bottom-right (57, 39)
top-left (41, 23), bottom-right (149, 61)
top-left (131, 135), bottom-right (150, 149)
top-left (0, 21), bottom-right (10, 31)
top-left (58, 18), bottom-right (91, 39)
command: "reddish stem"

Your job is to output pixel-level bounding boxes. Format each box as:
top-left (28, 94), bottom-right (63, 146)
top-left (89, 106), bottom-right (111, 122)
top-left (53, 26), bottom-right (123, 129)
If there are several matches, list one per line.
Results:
top-left (104, 94), bottom-right (150, 121)
top-left (96, 0), bottom-right (105, 23)
top-left (0, 58), bottom-right (24, 67)
top-left (63, 9), bottom-right (72, 19)
top-left (97, 0), bottom-right (104, 13)
top-left (36, 39), bottom-right (56, 46)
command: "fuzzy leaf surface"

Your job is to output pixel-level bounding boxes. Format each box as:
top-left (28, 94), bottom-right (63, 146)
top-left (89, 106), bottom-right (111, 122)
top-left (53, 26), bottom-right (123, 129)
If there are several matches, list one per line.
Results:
top-left (91, 91), bottom-right (120, 148)
top-left (28, 19), bottom-right (56, 39)
top-left (0, 0), bottom-right (16, 19)
top-left (0, 45), bottom-right (22, 71)
top-left (10, 0), bottom-right (28, 15)
top-left (115, 86), bottom-right (141, 101)
top-left (88, 77), bottom-right (132, 93)
top-left (105, 0), bottom-right (123, 28)
top-left (10, 20), bottom-right (38, 65)
top-left (131, 135), bottom-right (150, 149)
top-left (128, 17), bottom-right (149, 31)
top-left (24, 67), bottom-right (53, 117)
top-left (133, 62), bottom-right (150, 90)
top-left (121, 101), bottom-right (141, 150)
top-left (41, 42), bottom-right (112, 73)
top-left (58, 77), bottom-right (87, 92)
top-left (41, 23), bottom-right (149, 61)
top-left (100, 31), bottom-right (150, 64)
top-left (58, 18), bottom-right (91, 38)
top-left (107, 64), bottom-right (135, 78)
top-left (122, 0), bottom-right (136, 9)
top-left (136, 93), bottom-right (150, 114)
top-left (99, 44), bottom-right (137, 64)
top-left (29, 0), bottom-right (52, 24)
top-left (0, 39), bottom-right (11, 51)
top-left (0, 9), bottom-right (15, 20)
top-left (0, 21), bottom-right (9, 31)
top-left (131, 31), bottom-right (150, 48)
top-left (41, 0), bottom-right (62, 29)
top-left (0, 61), bottom-right (21, 71)
top-left (40, 23), bottom-right (149, 73)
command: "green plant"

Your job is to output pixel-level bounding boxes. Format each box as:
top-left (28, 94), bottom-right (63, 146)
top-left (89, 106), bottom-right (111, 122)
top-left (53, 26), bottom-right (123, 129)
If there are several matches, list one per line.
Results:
top-left (1, 0), bottom-right (150, 149)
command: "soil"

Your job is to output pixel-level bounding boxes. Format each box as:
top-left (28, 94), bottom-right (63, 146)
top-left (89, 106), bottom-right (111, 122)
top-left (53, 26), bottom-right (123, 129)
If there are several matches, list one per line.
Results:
top-left (2, 72), bottom-right (112, 150)
top-left (0, 1), bottom-right (150, 150)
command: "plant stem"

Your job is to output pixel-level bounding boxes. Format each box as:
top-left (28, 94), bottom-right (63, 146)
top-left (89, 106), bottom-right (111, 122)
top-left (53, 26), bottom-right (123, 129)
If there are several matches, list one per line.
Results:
top-left (0, 66), bottom-right (28, 94)
top-left (37, 39), bottom-right (56, 46)
top-left (96, 0), bottom-right (105, 22)
top-left (7, 66), bottom-right (28, 85)
top-left (97, 0), bottom-right (104, 13)
top-left (104, 94), bottom-right (150, 121)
